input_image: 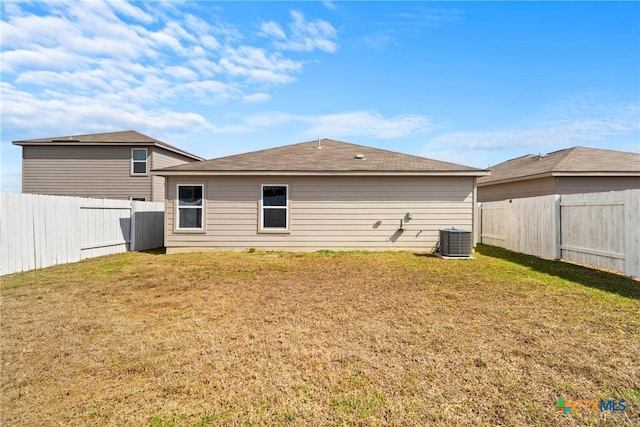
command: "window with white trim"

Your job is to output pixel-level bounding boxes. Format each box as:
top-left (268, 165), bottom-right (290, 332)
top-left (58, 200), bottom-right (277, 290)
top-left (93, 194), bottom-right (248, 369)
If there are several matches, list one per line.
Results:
top-left (177, 184), bottom-right (204, 230)
top-left (131, 148), bottom-right (148, 175)
top-left (261, 184), bottom-right (288, 230)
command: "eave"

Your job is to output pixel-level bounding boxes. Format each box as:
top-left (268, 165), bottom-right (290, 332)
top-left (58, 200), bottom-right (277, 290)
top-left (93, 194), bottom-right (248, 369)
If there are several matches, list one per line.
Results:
top-left (12, 141), bottom-right (204, 161)
top-left (152, 170), bottom-right (491, 177)
top-left (478, 171), bottom-right (640, 186)
top-left (551, 171), bottom-right (640, 177)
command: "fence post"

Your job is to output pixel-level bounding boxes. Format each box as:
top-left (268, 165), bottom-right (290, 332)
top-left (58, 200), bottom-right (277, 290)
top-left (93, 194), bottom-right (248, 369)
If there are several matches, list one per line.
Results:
top-left (475, 202), bottom-right (482, 246)
top-left (624, 190), bottom-right (640, 278)
top-left (130, 201), bottom-right (136, 251)
top-left (552, 194), bottom-right (561, 260)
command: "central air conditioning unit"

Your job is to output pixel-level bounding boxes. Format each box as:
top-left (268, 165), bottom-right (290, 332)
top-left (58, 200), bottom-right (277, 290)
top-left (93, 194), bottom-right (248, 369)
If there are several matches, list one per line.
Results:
top-left (439, 228), bottom-right (473, 256)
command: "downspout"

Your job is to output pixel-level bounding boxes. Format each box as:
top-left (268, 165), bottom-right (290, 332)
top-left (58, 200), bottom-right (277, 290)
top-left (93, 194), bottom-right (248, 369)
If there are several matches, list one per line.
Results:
top-left (473, 177), bottom-right (479, 248)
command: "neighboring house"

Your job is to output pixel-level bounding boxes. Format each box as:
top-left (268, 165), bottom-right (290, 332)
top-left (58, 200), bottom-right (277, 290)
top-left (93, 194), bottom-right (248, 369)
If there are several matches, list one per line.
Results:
top-left (477, 146), bottom-right (640, 202)
top-left (13, 130), bottom-right (203, 201)
top-left (154, 139), bottom-right (490, 252)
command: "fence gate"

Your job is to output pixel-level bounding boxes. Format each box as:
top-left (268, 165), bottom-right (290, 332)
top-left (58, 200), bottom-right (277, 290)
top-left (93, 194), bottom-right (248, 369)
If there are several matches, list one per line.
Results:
top-left (560, 192), bottom-right (630, 274)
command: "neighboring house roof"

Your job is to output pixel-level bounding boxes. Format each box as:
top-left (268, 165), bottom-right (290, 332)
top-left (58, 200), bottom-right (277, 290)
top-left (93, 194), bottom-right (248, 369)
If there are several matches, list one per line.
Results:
top-left (12, 130), bottom-right (204, 161)
top-left (478, 146), bottom-right (640, 186)
top-left (154, 138), bottom-right (489, 176)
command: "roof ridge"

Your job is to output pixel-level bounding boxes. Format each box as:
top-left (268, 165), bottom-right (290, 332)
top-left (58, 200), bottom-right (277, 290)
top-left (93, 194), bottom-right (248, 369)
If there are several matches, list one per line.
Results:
top-left (489, 153), bottom-right (537, 168)
top-left (549, 146), bottom-right (578, 170)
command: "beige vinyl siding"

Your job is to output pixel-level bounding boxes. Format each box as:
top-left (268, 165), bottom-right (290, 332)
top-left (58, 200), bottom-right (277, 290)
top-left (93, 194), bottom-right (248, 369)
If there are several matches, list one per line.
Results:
top-left (165, 175), bottom-right (474, 251)
top-left (556, 176), bottom-right (640, 194)
top-left (22, 145), bottom-right (151, 200)
top-left (150, 148), bottom-right (199, 202)
top-left (477, 176), bottom-right (556, 202)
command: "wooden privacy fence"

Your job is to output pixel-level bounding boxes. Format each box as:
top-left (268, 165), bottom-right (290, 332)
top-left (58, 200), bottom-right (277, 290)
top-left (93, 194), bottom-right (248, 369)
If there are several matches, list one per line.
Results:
top-left (0, 193), bottom-right (164, 276)
top-left (479, 189), bottom-right (640, 278)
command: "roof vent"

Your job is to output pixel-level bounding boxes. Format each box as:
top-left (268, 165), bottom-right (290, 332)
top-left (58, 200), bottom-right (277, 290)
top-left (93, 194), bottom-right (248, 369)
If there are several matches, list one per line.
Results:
top-left (354, 154), bottom-right (365, 160)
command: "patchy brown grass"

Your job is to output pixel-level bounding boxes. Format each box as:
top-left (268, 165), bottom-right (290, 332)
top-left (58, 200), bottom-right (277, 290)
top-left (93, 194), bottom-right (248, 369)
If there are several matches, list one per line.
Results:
top-left (1, 245), bottom-right (639, 426)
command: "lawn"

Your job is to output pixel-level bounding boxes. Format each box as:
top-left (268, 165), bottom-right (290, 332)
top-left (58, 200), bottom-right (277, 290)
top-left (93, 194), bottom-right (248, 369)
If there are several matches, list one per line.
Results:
top-left (1, 245), bottom-right (638, 426)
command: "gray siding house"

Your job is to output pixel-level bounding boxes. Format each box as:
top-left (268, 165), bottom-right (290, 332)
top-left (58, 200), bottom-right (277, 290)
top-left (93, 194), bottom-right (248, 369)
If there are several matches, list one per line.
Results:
top-left (154, 139), bottom-right (490, 252)
top-left (478, 146), bottom-right (640, 202)
top-left (13, 130), bottom-right (203, 201)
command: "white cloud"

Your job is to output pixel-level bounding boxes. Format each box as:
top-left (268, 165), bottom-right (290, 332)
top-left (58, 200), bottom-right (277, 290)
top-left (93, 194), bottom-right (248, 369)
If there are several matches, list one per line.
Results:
top-left (1, 0), bottom-right (341, 144)
top-left (244, 112), bottom-right (297, 128)
top-left (262, 10), bottom-right (338, 53)
top-left (147, 28), bottom-right (188, 55)
top-left (394, 7), bottom-right (463, 27)
top-left (187, 57), bottom-right (218, 78)
top-left (322, 1), bottom-right (338, 11)
top-left (362, 32), bottom-right (397, 51)
top-left (420, 100), bottom-right (640, 167)
top-left (418, 147), bottom-right (495, 169)
top-left (184, 14), bottom-right (215, 38)
top-left (426, 104), bottom-right (639, 151)
top-left (174, 80), bottom-right (241, 103)
top-left (1, 15), bottom-right (79, 50)
top-left (1, 1), bottom-right (331, 91)
top-left (361, 6), bottom-right (462, 51)
top-left (301, 111), bottom-right (433, 139)
top-left (218, 46), bottom-right (301, 84)
top-left (260, 21), bottom-right (286, 39)
top-left (17, 70), bottom-right (114, 93)
top-left (1, 82), bottom-right (210, 135)
top-left (106, 0), bottom-right (154, 24)
top-left (164, 65), bottom-right (199, 81)
top-left (1, 48), bottom-right (88, 73)
top-left (243, 93), bottom-right (271, 104)
top-left (200, 35), bottom-right (220, 50)
top-left (198, 110), bottom-right (433, 139)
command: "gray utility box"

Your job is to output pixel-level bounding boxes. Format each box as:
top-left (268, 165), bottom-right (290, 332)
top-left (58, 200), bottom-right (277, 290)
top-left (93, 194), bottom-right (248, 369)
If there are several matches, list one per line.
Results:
top-left (439, 228), bottom-right (473, 256)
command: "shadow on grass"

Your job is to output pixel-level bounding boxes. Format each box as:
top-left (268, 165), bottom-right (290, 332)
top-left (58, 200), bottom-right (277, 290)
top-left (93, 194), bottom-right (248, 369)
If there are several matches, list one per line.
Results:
top-left (136, 247), bottom-right (166, 255)
top-left (476, 244), bottom-right (640, 300)
top-left (413, 253), bottom-right (439, 258)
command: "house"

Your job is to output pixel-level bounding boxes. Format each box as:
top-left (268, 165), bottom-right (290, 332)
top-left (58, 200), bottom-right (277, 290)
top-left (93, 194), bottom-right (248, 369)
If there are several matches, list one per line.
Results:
top-left (154, 139), bottom-right (490, 253)
top-left (477, 146), bottom-right (640, 202)
top-left (12, 130), bottom-right (203, 202)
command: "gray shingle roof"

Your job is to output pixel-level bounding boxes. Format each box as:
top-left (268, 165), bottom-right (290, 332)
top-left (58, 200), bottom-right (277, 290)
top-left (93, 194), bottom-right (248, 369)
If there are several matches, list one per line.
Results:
top-left (13, 130), bottom-right (204, 161)
top-left (155, 139), bottom-right (489, 175)
top-left (478, 146), bottom-right (640, 185)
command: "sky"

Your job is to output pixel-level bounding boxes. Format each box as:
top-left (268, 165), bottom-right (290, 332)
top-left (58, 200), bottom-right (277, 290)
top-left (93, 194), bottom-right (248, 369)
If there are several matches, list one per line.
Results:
top-left (1, 0), bottom-right (639, 192)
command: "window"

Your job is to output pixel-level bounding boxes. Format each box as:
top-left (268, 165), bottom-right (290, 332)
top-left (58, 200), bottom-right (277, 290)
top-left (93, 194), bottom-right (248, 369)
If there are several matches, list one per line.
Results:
top-left (131, 148), bottom-right (147, 175)
top-left (177, 184), bottom-right (204, 230)
top-left (261, 184), bottom-right (288, 231)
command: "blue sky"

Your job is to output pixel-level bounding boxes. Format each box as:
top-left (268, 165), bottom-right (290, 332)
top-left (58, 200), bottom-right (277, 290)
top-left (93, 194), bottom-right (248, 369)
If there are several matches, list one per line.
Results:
top-left (1, 1), bottom-right (639, 192)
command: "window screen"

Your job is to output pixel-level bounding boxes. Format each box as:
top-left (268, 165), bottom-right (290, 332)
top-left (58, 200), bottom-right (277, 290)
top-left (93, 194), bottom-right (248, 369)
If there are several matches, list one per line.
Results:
top-left (262, 185), bottom-right (287, 229)
top-left (178, 185), bottom-right (203, 229)
top-left (132, 149), bottom-right (147, 174)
